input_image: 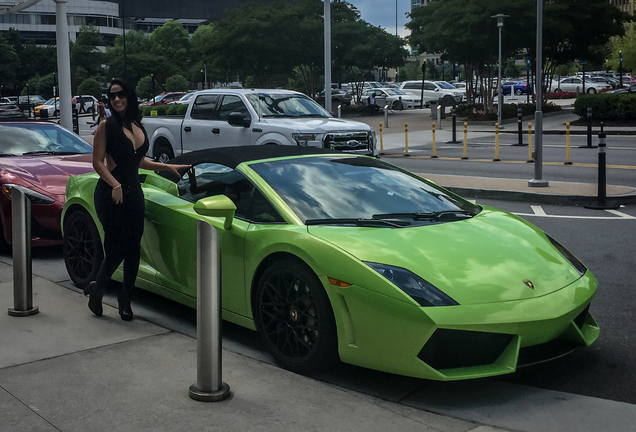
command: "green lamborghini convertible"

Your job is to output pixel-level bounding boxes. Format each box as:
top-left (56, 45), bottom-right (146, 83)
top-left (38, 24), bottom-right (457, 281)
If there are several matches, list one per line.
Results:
top-left (62, 146), bottom-right (599, 380)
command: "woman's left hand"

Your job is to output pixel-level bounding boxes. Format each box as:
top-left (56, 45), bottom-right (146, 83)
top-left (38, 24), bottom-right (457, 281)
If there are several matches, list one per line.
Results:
top-left (166, 164), bottom-right (191, 177)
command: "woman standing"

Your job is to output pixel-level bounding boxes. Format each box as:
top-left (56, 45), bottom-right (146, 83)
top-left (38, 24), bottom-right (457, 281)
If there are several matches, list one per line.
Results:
top-left (86, 78), bottom-right (189, 321)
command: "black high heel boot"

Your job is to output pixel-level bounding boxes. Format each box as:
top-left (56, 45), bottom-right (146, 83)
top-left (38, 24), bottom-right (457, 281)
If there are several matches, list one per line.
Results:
top-left (118, 290), bottom-right (134, 321)
top-left (84, 281), bottom-right (104, 317)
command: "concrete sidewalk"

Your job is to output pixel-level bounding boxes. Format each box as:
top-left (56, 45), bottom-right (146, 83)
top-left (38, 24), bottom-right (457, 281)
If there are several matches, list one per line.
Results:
top-left (0, 262), bottom-right (505, 432)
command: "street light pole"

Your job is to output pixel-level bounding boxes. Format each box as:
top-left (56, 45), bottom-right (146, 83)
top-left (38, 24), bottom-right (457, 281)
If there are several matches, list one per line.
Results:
top-left (620, 50), bottom-right (623, 87)
top-left (529, 0), bottom-right (548, 187)
top-left (324, 0), bottom-right (332, 113)
top-left (492, 14), bottom-right (509, 129)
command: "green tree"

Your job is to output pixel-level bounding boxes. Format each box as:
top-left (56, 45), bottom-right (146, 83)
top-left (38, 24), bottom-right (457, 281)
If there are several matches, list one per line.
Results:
top-left (70, 25), bottom-right (104, 78)
top-left (150, 20), bottom-right (192, 77)
top-left (136, 75), bottom-right (158, 101)
top-left (77, 78), bottom-right (102, 99)
top-left (105, 30), bottom-right (171, 88)
top-left (504, 58), bottom-right (521, 78)
top-left (0, 32), bottom-right (19, 86)
top-left (165, 74), bottom-right (189, 92)
top-left (606, 22), bottom-right (636, 73)
top-left (407, 0), bottom-right (627, 107)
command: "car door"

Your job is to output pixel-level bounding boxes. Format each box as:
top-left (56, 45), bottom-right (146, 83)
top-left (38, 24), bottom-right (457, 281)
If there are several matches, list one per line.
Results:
top-left (142, 163), bottom-right (251, 316)
top-left (210, 95), bottom-right (253, 147)
top-left (423, 81), bottom-right (439, 103)
top-left (181, 94), bottom-right (220, 153)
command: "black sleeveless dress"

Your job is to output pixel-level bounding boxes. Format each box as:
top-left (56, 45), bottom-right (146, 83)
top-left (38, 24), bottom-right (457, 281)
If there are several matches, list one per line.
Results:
top-left (93, 115), bottom-right (149, 293)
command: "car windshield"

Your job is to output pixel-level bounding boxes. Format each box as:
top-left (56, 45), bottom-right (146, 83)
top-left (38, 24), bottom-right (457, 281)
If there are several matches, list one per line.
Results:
top-left (384, 89), bottom-right (406, 95)
top-left (249, 156), bottom-right (480, 225)
top-left (247, 93), bottom-right (331, 118)
top-left (0, 123), bottom-right (93, 156)
top-left (44, 98), bottom-right (56, 105)
top-left (436, 82), bottom-right (456, 89)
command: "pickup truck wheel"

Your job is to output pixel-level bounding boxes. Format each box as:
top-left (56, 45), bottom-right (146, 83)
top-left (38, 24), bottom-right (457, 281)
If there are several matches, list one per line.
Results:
top-left (155, 145), bottom-right (174, 163)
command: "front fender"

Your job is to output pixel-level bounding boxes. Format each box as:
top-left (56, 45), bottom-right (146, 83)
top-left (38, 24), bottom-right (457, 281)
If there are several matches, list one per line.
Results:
top-left (253, 131), bottom-right (295, 146)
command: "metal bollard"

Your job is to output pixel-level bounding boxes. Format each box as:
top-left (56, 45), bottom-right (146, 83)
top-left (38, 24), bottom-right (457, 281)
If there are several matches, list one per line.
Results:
top-left (379, 122), bottom-right (384, 155)
top-left (584, 104), bottom-right (595, 148)
top-left (513, 104), bottom-right (525, 146)
top-left (189, 220), bottom-right (230, 402)
top-left (565, 122), bottom-right (573, 165)
top-left (527, 122), bottom-right (534, 163)
top-left (431, 123), bottom-right (438, 158)
top-left (450, 106), bottom-right (459, 143)
top-left (461, 122), bottom-right (468, 159)
top-left (384, 106), bottom-right (389, 128)
top-left (404, 122), bottom-right (410, 156)
top-left (493, 123), bottom-right (501, 161)
top-left (337, 104), bottom-right (342, 118)
top-left (585, 131), bottom-right (618, 210)
top-left (436, 104), bottom-right (442, 130)
top-left (8, 187), bottom-right (38, 317)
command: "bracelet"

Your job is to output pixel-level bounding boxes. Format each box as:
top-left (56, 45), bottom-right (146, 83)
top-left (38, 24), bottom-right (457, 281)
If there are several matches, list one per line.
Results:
top-left (113, 184), bottom-right (122, 190)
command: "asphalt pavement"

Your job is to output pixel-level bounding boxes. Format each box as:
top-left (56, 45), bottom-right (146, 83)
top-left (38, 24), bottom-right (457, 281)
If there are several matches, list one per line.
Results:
top-left (1, 103), bottom-right (635, 431)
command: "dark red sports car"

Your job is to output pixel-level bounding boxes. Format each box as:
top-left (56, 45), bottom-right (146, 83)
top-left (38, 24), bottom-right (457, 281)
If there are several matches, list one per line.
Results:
top-left (0, 121), bottom-right (94, 248)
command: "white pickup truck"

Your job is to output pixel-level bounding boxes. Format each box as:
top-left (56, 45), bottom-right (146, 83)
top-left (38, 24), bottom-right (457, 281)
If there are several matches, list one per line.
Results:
top-left (143, 88), bottom-right (376, 162)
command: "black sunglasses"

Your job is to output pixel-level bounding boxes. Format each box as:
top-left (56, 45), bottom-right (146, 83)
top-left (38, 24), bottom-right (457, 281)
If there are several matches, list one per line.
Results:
top-left (107, 90), bottom-right (127, 100)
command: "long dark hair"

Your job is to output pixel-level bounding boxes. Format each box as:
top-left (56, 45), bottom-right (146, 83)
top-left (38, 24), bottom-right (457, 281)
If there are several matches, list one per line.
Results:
top-left (107, 78), bottom-right (142, 129)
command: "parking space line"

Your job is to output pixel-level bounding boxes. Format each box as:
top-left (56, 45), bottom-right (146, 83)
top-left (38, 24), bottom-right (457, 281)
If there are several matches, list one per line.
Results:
top-left (605, 209), bottom-right (636, 219)
top-left (531, 205), bottom-right (546, 216)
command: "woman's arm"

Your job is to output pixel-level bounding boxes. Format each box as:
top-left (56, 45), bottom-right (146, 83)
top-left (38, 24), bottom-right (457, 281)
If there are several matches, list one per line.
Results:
top-left (92, 121), bottom-right (124, 204)
top-left (139, 158), bottom-right (190, 177)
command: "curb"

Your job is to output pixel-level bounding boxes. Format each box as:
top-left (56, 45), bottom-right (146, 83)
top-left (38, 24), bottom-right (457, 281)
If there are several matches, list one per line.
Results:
top-left (445, 186), bottom-right (636, 206)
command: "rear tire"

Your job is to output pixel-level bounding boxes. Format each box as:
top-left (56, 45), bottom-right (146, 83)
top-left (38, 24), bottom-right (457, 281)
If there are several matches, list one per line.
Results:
top-left (587, 88), bottom-right (597, 94)
top-left (253, 258), bottom-right (338, 373)
top-left (63, 210), bottom-right (103, 289)
top-left (155, 144), bottom-right (174, 163)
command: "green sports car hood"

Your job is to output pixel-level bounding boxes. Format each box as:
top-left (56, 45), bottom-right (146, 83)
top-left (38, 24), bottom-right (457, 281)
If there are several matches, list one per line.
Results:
top-left (308, 208), bottom-right (584, 305)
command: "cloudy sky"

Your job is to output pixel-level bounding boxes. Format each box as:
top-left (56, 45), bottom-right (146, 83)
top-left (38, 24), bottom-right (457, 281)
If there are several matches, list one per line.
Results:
top-left (345, 0), bottom-right (412, 38)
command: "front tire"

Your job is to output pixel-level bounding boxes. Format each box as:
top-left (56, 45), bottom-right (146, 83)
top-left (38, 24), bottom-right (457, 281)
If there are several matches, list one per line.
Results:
top-left (587, 88), bottom-right (597, 94)
top-left (63, 210), bottom-right (103, 289)
top-left (253, 258), bottom-right (338, 373)
top-left (391, 100), bottom-right (403, 111)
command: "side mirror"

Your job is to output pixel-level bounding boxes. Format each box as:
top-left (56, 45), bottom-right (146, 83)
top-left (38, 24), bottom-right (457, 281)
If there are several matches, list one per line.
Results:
top-left (228, 112), bottom-right (250, 128)
top-left (193, 195), bottom-right (236, 230)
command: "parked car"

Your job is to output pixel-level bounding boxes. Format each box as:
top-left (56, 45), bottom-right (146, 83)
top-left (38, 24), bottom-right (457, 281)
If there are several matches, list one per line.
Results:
top-left (140, 92), bottom-right (188, 106)
top-left (74, 95), bottom-right (99, 113)
top-left (0, 121), bottom-right (94, 248)
top-left (0, 103), bottom-right (23, 118)
top-left (361, 88), bottom-right (416, 110)
top-left (314, 89), bottom-right (353, 106)
top-left (550, 77), bottom-right (611, 94)
top-left (398, 80), bottom-right (463, 107)
top-left (498, 80), bottom-right (532, 96)
top-left (62, 145), bottom-right (600, 378)
top-left (608, 84), bottom-right (636, 94)
top-left (142, 89), bottom-right (376, 162)
top-left (34, 97), bottom-right (60, 118)
top-left (168, 92), bottom-right (196, 105)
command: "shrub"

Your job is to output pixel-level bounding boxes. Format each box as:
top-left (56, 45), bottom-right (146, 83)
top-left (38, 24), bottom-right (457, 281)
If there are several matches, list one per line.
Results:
top-left (140, 103), bottom-right (187, 117)
top-left (573, 93), bottom-right (636, 121)
top-left (77, 78), bottom-right (102, 99)
top-left (456, 102), bottom-right (561, 121)
top-left (165, 74), bottom-right (189, 92)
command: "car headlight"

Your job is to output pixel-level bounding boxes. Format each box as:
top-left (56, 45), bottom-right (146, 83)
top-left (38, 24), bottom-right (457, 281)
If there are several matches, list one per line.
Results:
top-left (1, 184), bottom-right (55, 204)
top-left (292, 133), bottom-right (317, 146)
top-left (545, 234), bottom-right (586, 276)
top-left (365, 262), bottom-right (458, 307)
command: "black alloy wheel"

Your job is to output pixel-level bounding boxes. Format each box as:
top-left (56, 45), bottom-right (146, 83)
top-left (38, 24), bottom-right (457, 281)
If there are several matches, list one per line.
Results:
top-left (63, 210), bottom-right (103, 289)
top-left (254, 259), bottom-right (338, 373)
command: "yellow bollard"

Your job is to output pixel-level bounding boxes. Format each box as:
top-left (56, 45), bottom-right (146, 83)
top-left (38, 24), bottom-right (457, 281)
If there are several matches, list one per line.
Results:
top-left (379, 122), bottom-right (384, 155)
top-left (461, 122), bottom-right (468, 159)
top-left (564, 122), bottom-right (573, 165)
top-left (493, 123), bottom-right (501, 161)
top-left (431, 123), bottom-right (438, 158)
top-left (527, 122), bottom-right (534, 163)
top-left (404, 122), bottom-right (410, 156)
